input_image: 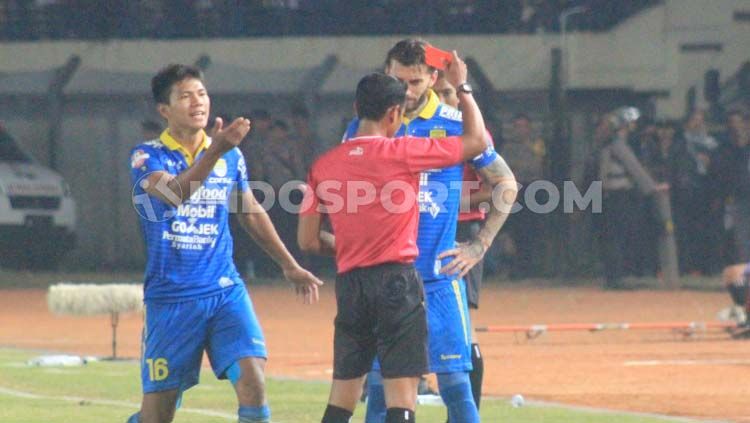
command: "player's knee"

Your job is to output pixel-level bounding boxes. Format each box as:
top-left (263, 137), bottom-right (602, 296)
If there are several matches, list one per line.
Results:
top-left (437, 371), bottom-right (470, 390)
top-left (232, 359), bottom-right (266, 405)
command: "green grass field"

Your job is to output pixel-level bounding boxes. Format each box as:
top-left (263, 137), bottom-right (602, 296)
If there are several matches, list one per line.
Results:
top-left (0, 348), bottom-right (684, 423)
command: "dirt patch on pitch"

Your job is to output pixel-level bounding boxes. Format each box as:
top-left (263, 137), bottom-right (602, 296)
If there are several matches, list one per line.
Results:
top-left (1, 285), bottom-right (747, 421)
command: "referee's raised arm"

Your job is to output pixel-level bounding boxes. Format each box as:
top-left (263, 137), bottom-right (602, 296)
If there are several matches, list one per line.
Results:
top-left (443, 50), bottom-right (486, 161)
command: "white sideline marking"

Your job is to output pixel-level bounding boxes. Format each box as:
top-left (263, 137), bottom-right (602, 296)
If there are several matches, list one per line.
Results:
top-left (624, 359), bottom-right (750, 367)
top-left (0, 385), bottom-right (236, 420)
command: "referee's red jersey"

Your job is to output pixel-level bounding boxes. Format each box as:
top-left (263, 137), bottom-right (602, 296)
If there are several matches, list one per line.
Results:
top-left (302, 135), bottom-right (463, 274)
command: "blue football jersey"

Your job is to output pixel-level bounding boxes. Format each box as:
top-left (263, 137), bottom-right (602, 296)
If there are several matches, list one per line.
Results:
top-left (344, 90), bottom-right (498, 282)
top-left (130, 130), bottom-right (249, 302)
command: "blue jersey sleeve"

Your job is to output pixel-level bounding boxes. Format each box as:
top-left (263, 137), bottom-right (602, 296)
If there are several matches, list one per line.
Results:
top-left (130, 144), bottom-right (166, 187)
top-left (234, 148), bottom-right (250, 193)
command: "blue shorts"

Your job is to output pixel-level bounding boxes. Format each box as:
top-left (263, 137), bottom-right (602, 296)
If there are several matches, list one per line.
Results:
top-left (141, 284), bottom-right (267, 394)
top-left (372, 279), bottom-right (472, 374)
top-left (423, 279), bottom-right (473, 373)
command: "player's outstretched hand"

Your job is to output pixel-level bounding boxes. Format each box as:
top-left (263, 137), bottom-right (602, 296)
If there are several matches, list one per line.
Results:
top-left (209, 117), bottom-right (251, 154)
top-left (437, 241), bottom-right (487, 279)
top-left (444, 50), bottom-right (468, 90)
top-left (283, 264), bottom-right (324, 304)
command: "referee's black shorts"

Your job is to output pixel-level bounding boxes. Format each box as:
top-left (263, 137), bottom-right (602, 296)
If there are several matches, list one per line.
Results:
top-left (457, 220), bottom-right (484, 309)
top-left (333, 262), bottom-right (428, 380)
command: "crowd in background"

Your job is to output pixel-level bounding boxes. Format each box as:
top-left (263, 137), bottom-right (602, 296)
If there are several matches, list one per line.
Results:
top-left (138, 101), bottom-right (750, 283)
top-left (589, 109), bottom-right (750, 286)
top-left (0, 0), bottom-right (659, 41)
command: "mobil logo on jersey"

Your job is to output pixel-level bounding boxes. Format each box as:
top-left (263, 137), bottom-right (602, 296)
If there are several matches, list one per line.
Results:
top-left (175, 203), bottom-right (217, 219)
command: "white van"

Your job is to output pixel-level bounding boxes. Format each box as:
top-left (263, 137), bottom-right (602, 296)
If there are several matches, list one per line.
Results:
top-left (0, 125), bottom-right (76, 269)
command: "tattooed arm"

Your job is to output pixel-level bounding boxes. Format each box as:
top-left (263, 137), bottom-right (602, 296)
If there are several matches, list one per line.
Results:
top-left (439, 155), bottom-right (517, 278)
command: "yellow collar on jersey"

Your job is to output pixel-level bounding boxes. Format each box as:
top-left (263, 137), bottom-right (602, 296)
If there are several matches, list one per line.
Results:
top-left (160, 129), bottom-right (210, 166)
top-left (403, 89), bottom-right (440, 125)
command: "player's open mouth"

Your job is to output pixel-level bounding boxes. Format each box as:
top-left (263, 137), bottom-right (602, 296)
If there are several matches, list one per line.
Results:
top-left (190, 111), bottom-right (206, 117)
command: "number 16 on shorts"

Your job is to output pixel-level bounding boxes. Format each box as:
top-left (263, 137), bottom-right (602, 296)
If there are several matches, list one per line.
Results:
top-left (146, 358), bottom-right (169, 381)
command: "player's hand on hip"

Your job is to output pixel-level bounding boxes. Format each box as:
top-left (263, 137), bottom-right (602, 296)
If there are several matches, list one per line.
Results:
top-left (437, 240), bottom-right (487, 279)
top-left (209, 117), bottom-right (252, 154)
top-left (283, 264), bottom-right (324, 304)
top-left (444, 50), bottom-right (468, 89)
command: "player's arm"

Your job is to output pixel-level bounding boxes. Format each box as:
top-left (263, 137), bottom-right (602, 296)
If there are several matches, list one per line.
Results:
top-left (236, 189), bottom-right (323, 303)
top-left (298, 214), bottom-right (336, 256)
top-left (142, 118), bottom-right (250, 207)
top-left (440, 156), bottom-right (518, 279)
top-left (298, 184), bottom-right (336, 256)
top-left (444, 51), bottom-right (486, 160)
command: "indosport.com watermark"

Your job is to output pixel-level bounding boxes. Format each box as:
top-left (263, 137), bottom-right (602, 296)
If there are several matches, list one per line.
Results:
top-left (131, 172), bottom-right (603, 223)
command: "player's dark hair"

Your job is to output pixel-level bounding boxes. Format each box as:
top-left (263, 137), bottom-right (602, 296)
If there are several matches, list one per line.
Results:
top-left (151, 64), bottom-right (204, 105)
top-left (355, 73), bottom-right (407, 121)
top-left (271, 119), bottom-right (289, 131)
top-left (385, 38), bottom-right (433, 70)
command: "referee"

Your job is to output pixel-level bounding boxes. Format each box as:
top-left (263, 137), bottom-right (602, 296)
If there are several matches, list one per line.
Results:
top-left (299, 51), bottom-right (487, 423)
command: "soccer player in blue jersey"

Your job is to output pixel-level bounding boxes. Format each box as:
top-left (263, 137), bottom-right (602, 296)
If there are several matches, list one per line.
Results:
top-left (344, 39), bottom-right (517, 422)
top-left (127, 64), bottom-right (323, 423)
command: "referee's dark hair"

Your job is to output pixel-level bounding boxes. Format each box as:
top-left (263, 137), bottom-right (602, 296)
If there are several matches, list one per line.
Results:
top-left (151, 64), bottom-right (204, 105)
top-left (355, 73), bottom-right (407, 121)
top-left (385, 38), bottom-right (431, 69)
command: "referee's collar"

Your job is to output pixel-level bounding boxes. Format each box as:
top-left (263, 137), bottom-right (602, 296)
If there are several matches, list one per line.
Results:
top-left (160, 129), bottom-right (210, 166)
top-left (403, 89), bottom-right (439, 125)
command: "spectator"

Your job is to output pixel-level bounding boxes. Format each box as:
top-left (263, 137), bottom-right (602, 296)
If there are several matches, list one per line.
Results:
top-left (257, 119), bottom-right (306, 272)
top-left (590, 111), bottom-right (660, 289)
top-left (678, 109), bottom-right (721, 274)
top-left (289, 105), bottom-right (319, 171)
top-left (715, 111), bottom-right (750, 263)
top-left (240, 108), bottom-right (273, 183)
top-left (501, 113), bottom-right (546, 278)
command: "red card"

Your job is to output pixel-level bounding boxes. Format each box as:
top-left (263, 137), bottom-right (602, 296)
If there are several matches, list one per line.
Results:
top-left (424, 45), bottom-right (453, 70)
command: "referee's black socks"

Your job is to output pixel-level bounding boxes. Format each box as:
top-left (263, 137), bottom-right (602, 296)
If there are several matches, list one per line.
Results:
top-left (469, 343), bottom-right (484, 409)
top-left (386, 407), bottom-right (416, 423)
top-left (321, 404), bottom-right (352, 423)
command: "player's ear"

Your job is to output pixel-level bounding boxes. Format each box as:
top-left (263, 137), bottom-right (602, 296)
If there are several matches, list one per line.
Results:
top-left (427, 69), bottom-right (438, 87)
top-left (387, 105), bottom-right (401, 124)
top-left (157, 103), bottom-right (170, 121)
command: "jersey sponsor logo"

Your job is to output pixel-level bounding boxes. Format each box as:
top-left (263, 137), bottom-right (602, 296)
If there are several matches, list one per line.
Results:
top-left (207, 177), bottom-right (233, 184)
top-left (349, 146), bottom-right (364, 156)
top-left (418, 172), bottom-right (442, 218)
top-left (161, 230), bottom-right (216, 250)
top-left (175, 204), bottom-right (217, 219)
top-left (429, 129), bottom-right (447, 138)
top-left (438, 106), bottom-right (462, 122)
top-left (440, 354), bottom-right (462, 361)
top-left (213, 159), bottom-right (228, 177)
top-left (170, 219), bottom-right (219, 236)
top-left (131, 150), bottom-right (150, 169)
top-left (189, 186), bottom-right (229, 204)
top-left (218, 276), bottom-right (234, 288)
top-left (434, 259), bottom-right (441, 276)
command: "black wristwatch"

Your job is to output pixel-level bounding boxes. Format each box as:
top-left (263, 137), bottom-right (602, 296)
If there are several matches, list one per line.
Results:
top-left (456, 82), bottom-right (473, 94)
